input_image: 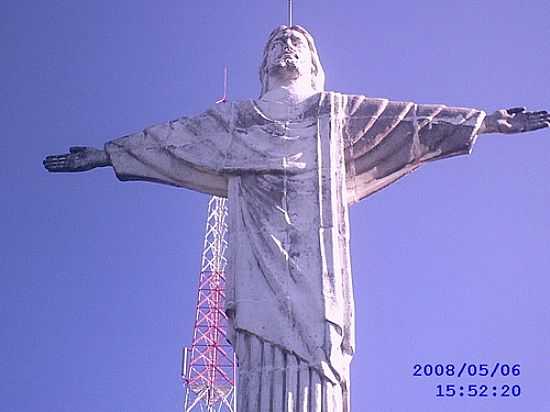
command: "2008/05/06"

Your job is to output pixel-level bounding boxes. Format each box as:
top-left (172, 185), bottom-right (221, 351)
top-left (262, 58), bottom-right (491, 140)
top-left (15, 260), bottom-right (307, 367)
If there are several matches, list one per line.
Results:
top-left (413, 363), bottom-right (521, 378)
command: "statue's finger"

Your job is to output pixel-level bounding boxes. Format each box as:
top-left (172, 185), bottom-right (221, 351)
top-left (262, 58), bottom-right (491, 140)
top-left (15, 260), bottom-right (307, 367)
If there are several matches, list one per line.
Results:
top-left (507, 107), bottom-right (526, 115)
top-left (46, 159), bottom-right (68, 165)
top-left (44, 163), bottom-right (64, 171)
top-left (46, 162), bottom-right (74, 172)
top-left (69, 146), bottom-right (87, 153)
top-left (44, 159), bottom-right (67, 165)
top-left (527, 120), bottom-right (549, 130)
top-left (527, 112), bottom-right (548, 120)
top-left (45, 158), bottom-right (69, 165)
top-left (44, 163), bottom-right (67, 171)
top-left (45, 155), bottom-right (68, 161)
top-left (528, 116), bottom-right (550, 123)
top-left (46, 167), bottom-right (70, 173)
top-left (43, 158), bottom-right (67, 165)
top-left (529, 123), bottom-right (548, 131)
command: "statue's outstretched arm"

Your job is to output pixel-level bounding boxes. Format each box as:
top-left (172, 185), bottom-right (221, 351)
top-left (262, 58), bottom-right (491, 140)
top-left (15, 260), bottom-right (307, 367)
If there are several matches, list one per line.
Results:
top-left (479, 107), bottom-right (550, 134)
top-left (43, 146), bottom-right (111, 173)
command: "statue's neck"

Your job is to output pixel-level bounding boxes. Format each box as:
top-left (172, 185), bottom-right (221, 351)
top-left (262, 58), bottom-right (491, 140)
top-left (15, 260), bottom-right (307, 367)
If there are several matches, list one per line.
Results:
top-left (261, 71), bottom-right (316, 105)
top-left (260, 84), bottom-right (316, 105)
top-left (256, 84), bottom-right (318, 122)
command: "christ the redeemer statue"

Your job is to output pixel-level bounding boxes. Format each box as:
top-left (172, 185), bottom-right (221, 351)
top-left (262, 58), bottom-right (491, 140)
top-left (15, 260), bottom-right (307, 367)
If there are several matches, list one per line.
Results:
top-left (44, 26), bottom-right (549, 412)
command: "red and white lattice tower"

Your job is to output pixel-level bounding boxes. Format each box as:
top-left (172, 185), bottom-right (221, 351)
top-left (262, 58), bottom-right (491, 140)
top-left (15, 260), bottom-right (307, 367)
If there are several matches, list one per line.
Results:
top-left (182, 196), bottom-right (236, 412)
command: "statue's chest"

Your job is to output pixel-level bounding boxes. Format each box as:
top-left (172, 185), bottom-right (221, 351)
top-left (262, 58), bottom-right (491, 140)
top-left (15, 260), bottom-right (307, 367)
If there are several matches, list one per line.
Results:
top-left (232, 119), bottom-right (319, 171)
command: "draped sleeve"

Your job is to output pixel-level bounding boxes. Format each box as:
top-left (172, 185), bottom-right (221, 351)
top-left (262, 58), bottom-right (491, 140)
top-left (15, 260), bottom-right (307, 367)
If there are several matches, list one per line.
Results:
top-left (342, 95), bottom-right (486, 204)
top-left (104, 102), bottom-right (235, 197)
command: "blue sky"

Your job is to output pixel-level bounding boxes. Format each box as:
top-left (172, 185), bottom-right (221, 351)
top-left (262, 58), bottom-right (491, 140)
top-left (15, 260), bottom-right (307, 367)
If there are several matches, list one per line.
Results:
top-left (2, 1), bottom-right (549, 411)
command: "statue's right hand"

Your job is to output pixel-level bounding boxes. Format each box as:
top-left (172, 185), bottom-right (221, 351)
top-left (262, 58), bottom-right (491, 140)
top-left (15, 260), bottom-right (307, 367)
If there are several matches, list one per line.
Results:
top-left (43, 146), bottom-right (110, 173)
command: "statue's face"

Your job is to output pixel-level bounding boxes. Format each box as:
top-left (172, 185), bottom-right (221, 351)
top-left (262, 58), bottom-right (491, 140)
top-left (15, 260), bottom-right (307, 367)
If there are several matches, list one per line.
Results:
top-left (265, 29), bottom-right (313, 81)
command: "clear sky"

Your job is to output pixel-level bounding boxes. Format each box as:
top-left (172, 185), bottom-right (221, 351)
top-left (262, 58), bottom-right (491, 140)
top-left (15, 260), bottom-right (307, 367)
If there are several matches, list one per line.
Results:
top-left (2, 1), bottom-right (549, 411)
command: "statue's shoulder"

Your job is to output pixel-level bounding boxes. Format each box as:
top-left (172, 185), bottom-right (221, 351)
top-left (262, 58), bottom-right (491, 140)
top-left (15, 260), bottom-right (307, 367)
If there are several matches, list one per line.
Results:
top-left (326, 91), bottom-right (389, 104)
top-left (320, 92), bottom-right (392, 117)
top-left (207, 100), bottom-right (254, 116)
top-left (205, 100), bottom-right (264, 129)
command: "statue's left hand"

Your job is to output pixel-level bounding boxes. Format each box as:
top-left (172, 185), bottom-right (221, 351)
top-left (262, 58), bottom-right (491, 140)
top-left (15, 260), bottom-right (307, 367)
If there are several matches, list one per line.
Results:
top-left (483, 107), bottom-right (550, 134)
top-left (43, 146), bottom-right (111, 173)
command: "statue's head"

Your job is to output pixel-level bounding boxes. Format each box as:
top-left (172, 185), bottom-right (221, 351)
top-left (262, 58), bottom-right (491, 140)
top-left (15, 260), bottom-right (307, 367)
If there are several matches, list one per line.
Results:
top-left (259, 25), bottom-right (325, 97)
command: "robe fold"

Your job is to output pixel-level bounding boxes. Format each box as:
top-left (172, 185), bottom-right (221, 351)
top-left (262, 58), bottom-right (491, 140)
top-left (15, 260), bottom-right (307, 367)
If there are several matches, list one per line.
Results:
top-left (105, 92), bottom-right (485, 411)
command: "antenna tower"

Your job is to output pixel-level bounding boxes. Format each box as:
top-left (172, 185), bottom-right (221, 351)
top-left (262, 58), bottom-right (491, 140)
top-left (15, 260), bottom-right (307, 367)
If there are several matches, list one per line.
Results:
top-left (182, 196), bottom-right (236, 412)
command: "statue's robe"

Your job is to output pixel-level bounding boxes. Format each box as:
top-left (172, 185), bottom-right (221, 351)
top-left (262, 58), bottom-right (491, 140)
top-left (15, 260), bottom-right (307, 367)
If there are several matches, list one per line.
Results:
top-left (105, 92), bottom-right (485, 411)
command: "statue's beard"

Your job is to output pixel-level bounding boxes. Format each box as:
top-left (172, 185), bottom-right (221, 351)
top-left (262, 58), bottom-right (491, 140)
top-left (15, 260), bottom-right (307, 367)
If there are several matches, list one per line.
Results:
top-left (270, 57), bottom-right (302, 80)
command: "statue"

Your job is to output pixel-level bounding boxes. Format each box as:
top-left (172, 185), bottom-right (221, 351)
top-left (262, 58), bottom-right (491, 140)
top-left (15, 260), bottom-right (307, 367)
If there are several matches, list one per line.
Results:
top-left (43, 25), bottom-right (549, 412)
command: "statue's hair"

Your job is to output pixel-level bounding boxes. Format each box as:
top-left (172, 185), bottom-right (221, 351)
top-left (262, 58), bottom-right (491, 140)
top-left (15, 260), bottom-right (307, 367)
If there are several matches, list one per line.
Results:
top-left (259, 25), bottom-right (325, 97)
